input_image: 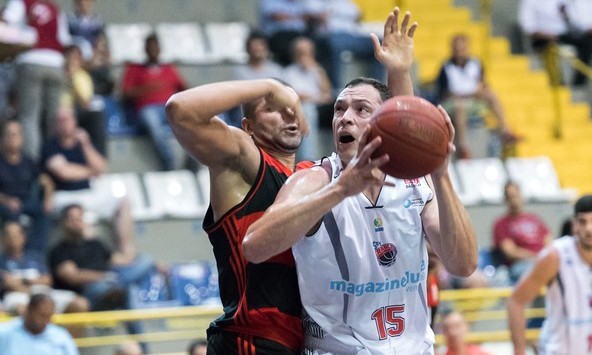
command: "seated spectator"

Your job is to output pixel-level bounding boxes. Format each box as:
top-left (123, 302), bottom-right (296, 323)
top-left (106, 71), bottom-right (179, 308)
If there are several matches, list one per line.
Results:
top-left (67, 0), bottom-right (104, 62)
top-left (63, 45), bottom-right (106, 156)
top-left (88, 33), bottom-right (115, 98)
top-left (0, 120), bottom-right (53, 253)
top-left (518, 0), bottom-right (592, 87)
top-left (284, 37), bottom-right (332, 160)
top-left (493, 181), bottom-right (552, 284)
top-left (40, 107), bottom-right (134, 239)
top-left (227, 31), bottom-right (285, 127)
top-left (0, 221), bottom-right (89, 315)
top-left (436, 34), bottom-right (518, 159)
top-left (187, 339), bottom-right (207, 355)
top-left (439, 310), bottom-right (491, 355)
top-left (258, 0), bottom-right (312, 66)
top-left (0, 293), bottom-right (80, 355)
top-left (121, 33), bottom-right (187, 171)
top-left (305, 0), bottom-right (385, 91)
top-left (48, 204), bottom-right (158, 343)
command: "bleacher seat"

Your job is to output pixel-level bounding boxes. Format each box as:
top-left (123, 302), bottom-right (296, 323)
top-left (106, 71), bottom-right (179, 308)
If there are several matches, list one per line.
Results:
top-left (204, 22), bottom-right (250, 63)
top-left (448, 163), bottom-right (480, 206)
top-left (142, 170), bottom-right (207, 219)
top-left (504, 156), bottom-right (577, 202)
top-left (155, 22), bottom-right (212, 64)
top-left (455, 158), bottom-right (508, 204)
top-left (196, 168), bottom-right (210, 206)
top-left (92, 173), bottom-right (163, 221)
top-left (105, 23), bottom-right (151, 64)
top-left (170, 261), bottom-right (220, 306)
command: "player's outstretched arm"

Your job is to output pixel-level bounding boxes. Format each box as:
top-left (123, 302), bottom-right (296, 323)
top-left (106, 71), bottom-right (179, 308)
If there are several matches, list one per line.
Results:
top-left (165, 78), bottom-right (305, 168)
top-left (372, 7), bottom-right (417, 97)
top-left (243, 128), bottom-right (389, 263)
top-left (422, 107), bottom-right (478, 276)
top-left (508, 246), bottom-right (559, 355)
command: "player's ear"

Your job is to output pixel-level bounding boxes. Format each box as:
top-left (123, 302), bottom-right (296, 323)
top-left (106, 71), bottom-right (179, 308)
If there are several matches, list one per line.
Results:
top-left (242, 117), bottom-right (254, 137)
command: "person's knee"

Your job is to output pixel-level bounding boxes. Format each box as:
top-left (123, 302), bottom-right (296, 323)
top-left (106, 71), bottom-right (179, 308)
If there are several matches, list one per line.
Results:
top-left (64, 295), bottom-right (90, 313)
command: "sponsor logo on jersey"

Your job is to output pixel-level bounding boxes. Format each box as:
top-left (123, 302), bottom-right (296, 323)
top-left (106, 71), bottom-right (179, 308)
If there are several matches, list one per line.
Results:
top-left (373, 217), bottom-right (384, 232)
top-left (404, 178), bottom-right (421, 188)
top-left (329, 270), bottom-right (425, 297)
top-left (373, 242), bottom-right (398, 267)
top-left (403, 197), bottom-right (424, 209)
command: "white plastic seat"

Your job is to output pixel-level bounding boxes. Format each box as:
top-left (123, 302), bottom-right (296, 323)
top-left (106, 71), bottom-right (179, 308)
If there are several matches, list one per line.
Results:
top-left (155, 22), bottom-right (212, 64)
top-left (196, 168), bottom-right (211, 208)
top-left (92, 173), bottom-right (163, 221)
top-left (204, 22), bottom-right (250, 63)
top-left (455, 158), bottom-right (508, 204)
top-left (505, 156), bottom-right (577, 202)
top-left (105, 23), bottom-right (152, 64)
top-left (142, 170), bottom-right (207, 219)
top-left (447, 163), bottom-right (480, 206)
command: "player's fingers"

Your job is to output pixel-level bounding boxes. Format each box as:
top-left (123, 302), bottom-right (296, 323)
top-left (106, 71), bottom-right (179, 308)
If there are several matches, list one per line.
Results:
top-left (372, 153), bottom-right (390, 168)
top-left (408, 22), bottom-right (418, 38)
top-left (383, 12), bottom-right (395, 36)
top-left (437, 105), bottom-right (455, 143)
top-left (389, 7), bottom-right (399, 33)
top-left (370, 33), bottom-right (382, 60)
top-left (400, 11), bottom-right (411, 34)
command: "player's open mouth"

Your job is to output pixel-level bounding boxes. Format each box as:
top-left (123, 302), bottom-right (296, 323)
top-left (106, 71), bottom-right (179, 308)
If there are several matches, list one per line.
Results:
top-left (339, 134), bottom-right (355, 144)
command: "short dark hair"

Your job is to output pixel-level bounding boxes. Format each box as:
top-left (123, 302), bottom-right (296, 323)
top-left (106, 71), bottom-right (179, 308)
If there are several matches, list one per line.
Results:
top-left (28, 293), bottom-right (53, 310)
top-left (145, 32), bottom-right (159, 46)
top-left (343, 77), bottom-right (392, 102)
top-left (245, 30), bottom-right (266, 51)
top-left (575, 195), bottom-right (592, 215)
top-left (60, 203), bottom-right (84, 223)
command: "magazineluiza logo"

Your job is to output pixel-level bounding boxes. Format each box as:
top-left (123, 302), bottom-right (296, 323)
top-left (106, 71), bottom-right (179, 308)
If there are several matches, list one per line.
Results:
top-left (329, 271), bottom-right (425, 297)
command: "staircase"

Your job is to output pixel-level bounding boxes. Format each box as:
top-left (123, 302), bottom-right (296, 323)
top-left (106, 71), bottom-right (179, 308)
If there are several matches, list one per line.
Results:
top-left (354, 0), bottom-right (592, 195)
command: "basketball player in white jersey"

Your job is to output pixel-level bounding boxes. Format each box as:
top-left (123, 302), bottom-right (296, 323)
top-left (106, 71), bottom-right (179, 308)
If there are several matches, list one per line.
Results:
top-left (508, 195), bottom-right (592, 355)
top-left (242, 8), bottom-right (479, 354)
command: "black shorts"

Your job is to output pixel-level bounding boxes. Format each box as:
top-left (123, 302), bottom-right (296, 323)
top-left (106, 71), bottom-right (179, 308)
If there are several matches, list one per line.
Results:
top-left (207, 331), bottom-right (299, 355)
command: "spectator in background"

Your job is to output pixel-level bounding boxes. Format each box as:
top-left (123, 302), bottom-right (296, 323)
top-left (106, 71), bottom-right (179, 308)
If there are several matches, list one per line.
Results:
top-left (63, 45), bottom-right (106, 156)
top-left (67, 0), bottom-right (104, 62)
top-left (284, 37), bottom-right (332, 160)
top-left (187, 339), bottom-right (207, 355)
top-left (493, 181), bottom-right (552, 284)
top-left (0, 120), bottom-right (53, 253)
top-left (228, 31), bottom-right (285, 127)
top-left (305, 0), bottom-right (385, 91)
top-left (40, 106), bottom-right (135, 247)
top-left (436, 34), bottom-right (517, 160)
top-left (518, 0), bottom-right (592, 87)
top-left (0, 293), bottom-right (80, 355)
top-left (0, 221), bottom-right (89, 315)
top-left (88, 33), bottom-right (115, 97)
top-left (121, 33), bottom-right (187, 171)
top-left (258, 0), bottom-right (312, 66)
top-left (1, 0), bottom-right (72, 161)
top-left (48, 204), bottom-right (156, 339)
top-left (439, 310), bottom-right (491, 355)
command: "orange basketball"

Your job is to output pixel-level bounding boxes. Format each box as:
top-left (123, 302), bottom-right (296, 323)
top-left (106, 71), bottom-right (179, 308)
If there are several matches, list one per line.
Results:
top-left (368, 96), bottom-right (450, 179)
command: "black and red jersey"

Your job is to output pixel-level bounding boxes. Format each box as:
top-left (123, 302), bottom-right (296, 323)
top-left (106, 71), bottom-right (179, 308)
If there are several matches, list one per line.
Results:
top-left (203, 148), bottom-right (313, 352)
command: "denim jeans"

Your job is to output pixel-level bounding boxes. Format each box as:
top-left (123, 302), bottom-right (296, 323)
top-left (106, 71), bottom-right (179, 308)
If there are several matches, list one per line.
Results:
top-left (82, 253), bottom-right (156, 310)
top-left (138, 104), bottom-right (175, 171)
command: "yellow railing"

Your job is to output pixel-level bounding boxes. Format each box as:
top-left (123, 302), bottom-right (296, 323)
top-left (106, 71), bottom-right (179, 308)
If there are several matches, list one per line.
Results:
top-left (0, 287), bottom-right (546, 350)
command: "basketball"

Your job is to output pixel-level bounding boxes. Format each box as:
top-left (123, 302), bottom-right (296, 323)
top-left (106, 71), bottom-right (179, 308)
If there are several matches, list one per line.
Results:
top-left (368, 95), bottom-right (450, 179)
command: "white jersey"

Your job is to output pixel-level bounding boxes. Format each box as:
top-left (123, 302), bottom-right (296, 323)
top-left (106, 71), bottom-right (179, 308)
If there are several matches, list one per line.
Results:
top-left (293, 153), bottom-right (435, 355)
top-left (540, 236), bottom-right (592, 355)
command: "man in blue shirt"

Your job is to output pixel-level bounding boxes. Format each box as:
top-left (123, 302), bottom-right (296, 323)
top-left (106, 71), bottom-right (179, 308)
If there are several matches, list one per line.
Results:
top-left (0, 293), bottom-right (79, 355)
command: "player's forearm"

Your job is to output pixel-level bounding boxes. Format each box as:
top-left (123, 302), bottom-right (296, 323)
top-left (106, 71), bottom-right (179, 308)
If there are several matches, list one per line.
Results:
top-left (432, 173), bottom-right (478, 276)
top-left (166, 79), bottom-right (280, 127)
top-left (507, 297), bottom-right (528, 355)
top-left (388, 69), bottom-right (414, 97)
top-left (244, 181), bottom-right (346, 264)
